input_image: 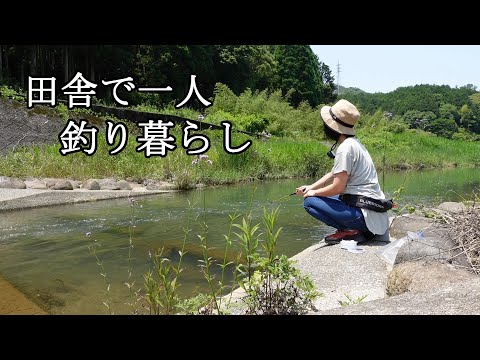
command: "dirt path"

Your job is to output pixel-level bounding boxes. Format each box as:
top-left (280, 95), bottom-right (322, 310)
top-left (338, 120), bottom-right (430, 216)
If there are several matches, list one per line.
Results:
top-left (0, 275), bottom-right (46, 315)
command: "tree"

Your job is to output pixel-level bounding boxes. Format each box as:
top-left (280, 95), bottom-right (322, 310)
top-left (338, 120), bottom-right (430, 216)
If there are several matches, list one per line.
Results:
top-left (250, 46), bottom-right (279, 91)
top-left (403, 110), bottom-right (436, 130)
top-left (132, 45), bottom-right (217, 107)
top-left (426, 118), bottom-right (458, 138)
top-left (213, 45), bottom-right (277, 95)
top-left (343, 84), bottom-right (477, 117)
top-left (438, 102), bottom-right (460, 123)
top-left (462, 84), bottom-right (477, 92)
top-left (275, 45), bottom-right (323, 107)
top-left (469, 93), bottom-right (480, 105)
top-left (460, 95), bottom-right (480, 134)
top-left (317, 57), bottom-right (336, 103)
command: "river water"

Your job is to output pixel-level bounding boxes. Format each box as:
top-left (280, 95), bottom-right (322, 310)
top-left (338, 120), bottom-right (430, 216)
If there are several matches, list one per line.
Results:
top-left (0, 168), bottom-right (479, 314)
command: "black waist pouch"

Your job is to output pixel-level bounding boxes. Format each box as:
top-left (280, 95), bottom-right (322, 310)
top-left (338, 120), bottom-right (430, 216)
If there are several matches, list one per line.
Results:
top-left (340, 194), bottom-right (394, 212)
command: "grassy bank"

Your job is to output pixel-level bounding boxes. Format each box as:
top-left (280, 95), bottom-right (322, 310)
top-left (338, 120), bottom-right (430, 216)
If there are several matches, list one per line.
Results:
top-left (0, 129), bottom-right (330, 187)
top-left (1, 83), bottom-right (480, 185)
top-left (356, 111), bottom-right (480, 170)
top-left (361, 130), bottom-right (480, 170)
top-left (2, 126), bottom-right (479, 186)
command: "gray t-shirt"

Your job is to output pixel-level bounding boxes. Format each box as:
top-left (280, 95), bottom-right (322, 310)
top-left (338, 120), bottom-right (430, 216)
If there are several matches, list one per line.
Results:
top-left (331, 137), bottom-right (389, 235)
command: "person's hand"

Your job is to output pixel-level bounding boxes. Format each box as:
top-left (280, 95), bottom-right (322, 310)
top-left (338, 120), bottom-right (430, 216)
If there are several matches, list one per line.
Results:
top-left (303, 189), bottom-right (317, 198)
top-left (295, 185), bottom-right (310, 196)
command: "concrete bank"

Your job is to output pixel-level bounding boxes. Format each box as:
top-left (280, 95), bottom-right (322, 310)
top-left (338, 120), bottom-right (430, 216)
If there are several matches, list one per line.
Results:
top-left (322, 276), bottom-right (480, 315)
top-left (292, 240), bottom-right (390, 312)
top-left (223, 235), bottom-right (392, 314)
top-left (0, 188), bottom-right (174, 212)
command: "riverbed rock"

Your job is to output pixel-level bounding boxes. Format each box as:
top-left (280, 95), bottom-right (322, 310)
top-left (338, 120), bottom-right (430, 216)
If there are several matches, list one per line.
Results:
top-left (34, 288), bottom-right (65, 311)
top-left (83, 179), bottom-right (100, 190)
top-left (51, 180), bottom-right (74, 190)
top-left (69, 180), bottom-right (81, 189)
top-left (0, 176), bottom-right (27, 189)
top-left (100, 183), bottom-right (121, 190)
top-left (116, 180), bottom-right (132, 190)
top-left (146, 181), bottom-right (176, 190)
top-left (45, 178), bottom-right (61, 188)
top-left (389, 214), bottom-right (436, 239)
top-left (99, 178), bottom-right (117, 186)
top-left (128, 182), bottom-right (145, 189)
top-left (437, 201), bottom-right (466, 213)
top-left (125, 177), bottom-right (143, 183)
top-left (386, 260), bottom-right (476, 296)
top-left (389, 214), bottom-right (469, 268)
top-left (25, 179), bottom-right (48, 189)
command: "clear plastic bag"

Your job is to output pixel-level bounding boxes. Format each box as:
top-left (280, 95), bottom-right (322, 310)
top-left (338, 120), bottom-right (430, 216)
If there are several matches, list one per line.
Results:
top-left (375, 231), bottom-right (424, 266)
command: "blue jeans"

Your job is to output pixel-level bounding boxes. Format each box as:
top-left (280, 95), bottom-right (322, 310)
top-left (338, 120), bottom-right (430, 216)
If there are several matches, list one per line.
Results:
top-left (303, 195), bottom-right (369, 232)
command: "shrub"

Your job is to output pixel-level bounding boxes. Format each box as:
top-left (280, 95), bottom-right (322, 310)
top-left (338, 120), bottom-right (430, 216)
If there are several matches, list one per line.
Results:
top-left (235, 207), bottom-right (321, 315)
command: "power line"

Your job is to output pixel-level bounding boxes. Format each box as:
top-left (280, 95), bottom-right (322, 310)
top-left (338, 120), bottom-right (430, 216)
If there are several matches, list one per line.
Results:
top-left (336, 61), bottom-right (341, 96)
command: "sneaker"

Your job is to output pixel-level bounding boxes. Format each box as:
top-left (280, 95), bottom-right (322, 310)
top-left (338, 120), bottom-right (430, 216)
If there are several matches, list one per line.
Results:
top-left (324, 229), bottom-right (365, 245)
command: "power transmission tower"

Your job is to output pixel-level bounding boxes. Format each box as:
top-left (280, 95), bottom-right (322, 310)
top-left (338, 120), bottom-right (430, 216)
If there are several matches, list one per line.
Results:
top-left (336, 61), bottom-right (341, 96)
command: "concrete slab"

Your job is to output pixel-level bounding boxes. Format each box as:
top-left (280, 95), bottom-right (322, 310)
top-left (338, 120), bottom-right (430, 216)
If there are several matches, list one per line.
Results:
top-left (0, 188), bottom-right (175, 212)
top-left (321, 277), bottom-right (480, 315)
top-left (292, 240), bottom-right (390, 312)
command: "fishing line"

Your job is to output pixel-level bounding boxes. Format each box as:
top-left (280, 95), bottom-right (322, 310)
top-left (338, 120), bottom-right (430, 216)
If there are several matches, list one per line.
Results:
top-left (270, 192), bottom-right (297, 204)
top-left (209, 190), bottom-right (300, 227)
top-left (382, 139), bottom-right (386, 190)
top-left (246, 191), bottom-right (298, 214)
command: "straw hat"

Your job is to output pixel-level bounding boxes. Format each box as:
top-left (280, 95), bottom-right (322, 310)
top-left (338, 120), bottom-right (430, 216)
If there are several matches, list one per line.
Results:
top-left (320, 99), bottom-right (360, 136)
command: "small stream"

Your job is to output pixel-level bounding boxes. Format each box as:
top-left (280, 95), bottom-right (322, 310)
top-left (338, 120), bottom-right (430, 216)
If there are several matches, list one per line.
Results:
top-left (0, 168), bottom-right (479, 314)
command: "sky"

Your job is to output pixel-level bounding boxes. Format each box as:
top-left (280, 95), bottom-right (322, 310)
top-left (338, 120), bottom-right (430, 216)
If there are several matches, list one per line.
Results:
top-left (310, 45), bottom-right (480, 94)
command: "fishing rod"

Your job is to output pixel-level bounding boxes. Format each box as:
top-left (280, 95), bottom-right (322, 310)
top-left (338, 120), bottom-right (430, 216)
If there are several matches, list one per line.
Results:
top-left (239, 190), bottom-right (302, 216)
top-left (270, 192), bottom-right (297, 203)
top-left (210, 190), bottom-right (298, 227)
top-left (381, 112), bottom-right (393, 191)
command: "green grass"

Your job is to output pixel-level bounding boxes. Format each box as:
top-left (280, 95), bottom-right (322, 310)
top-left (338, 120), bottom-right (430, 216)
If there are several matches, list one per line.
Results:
top-left (360, 129), bottom-right (480, 170)
top-left (0, 127), bottom-right (330, 187)
top-left (2, 82), bottom-right (480, 184)
top-left (4, 125), bottom-right (476, 186)
top-left (126, 84), bottom-right (325, 140)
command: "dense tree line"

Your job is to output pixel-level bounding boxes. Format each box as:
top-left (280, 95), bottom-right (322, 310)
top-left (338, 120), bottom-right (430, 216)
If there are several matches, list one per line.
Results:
top-left (343, 84), bottom-right (480, 139)
top-left (4, 45), bottom-right (477, 141)
top-left (0, 45), bottom-right (336, 109)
